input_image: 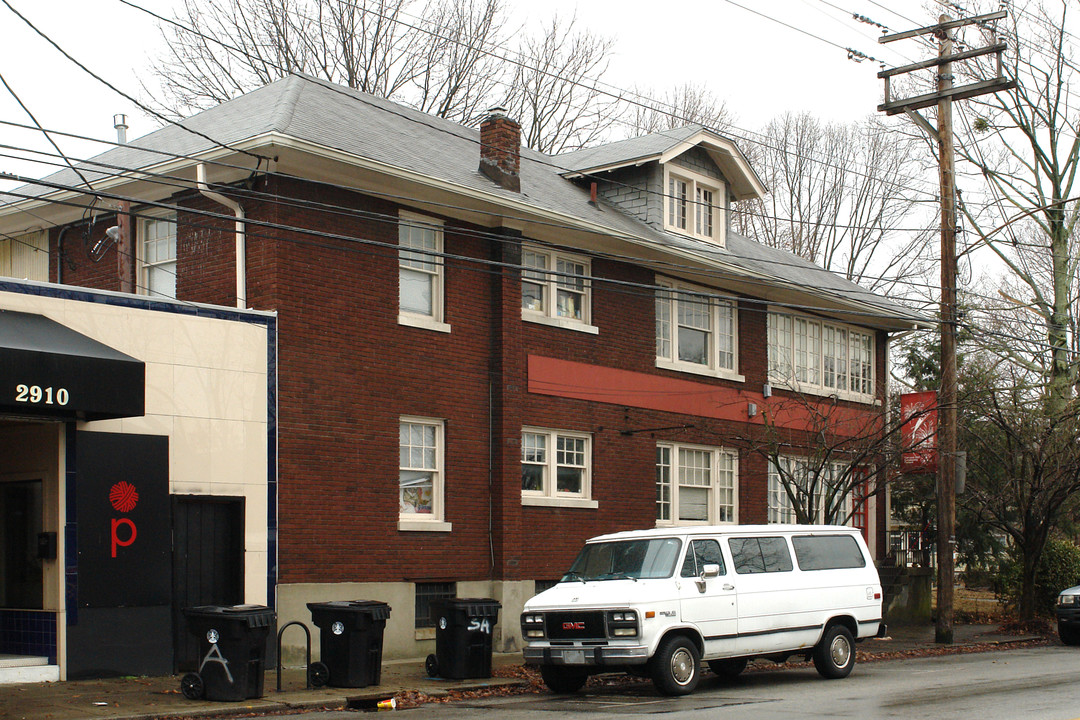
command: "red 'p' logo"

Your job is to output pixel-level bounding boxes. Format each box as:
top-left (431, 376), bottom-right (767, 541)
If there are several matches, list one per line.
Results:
top-left (111, 518), bottom-right (137, 558)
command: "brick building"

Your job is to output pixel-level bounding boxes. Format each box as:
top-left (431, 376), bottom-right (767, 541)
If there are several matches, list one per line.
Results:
top-left (0, 74), bottom-right (918, 671)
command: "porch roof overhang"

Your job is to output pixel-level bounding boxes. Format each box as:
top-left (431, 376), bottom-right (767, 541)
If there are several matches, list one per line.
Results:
top-left (0, 310), bottom-right (144, 421)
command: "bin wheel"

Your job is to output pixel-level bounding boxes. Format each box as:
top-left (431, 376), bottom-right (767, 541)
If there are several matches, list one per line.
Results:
top-left (425, 654), bottom-right (439, 678)
top-left (180, 672), bottom-right (205, 700)
top-left (308, 661), bottom-right (330, 688)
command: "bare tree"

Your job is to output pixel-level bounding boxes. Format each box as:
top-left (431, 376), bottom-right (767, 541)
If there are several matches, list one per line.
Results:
top-left (145, 0), bottom-right (622, 153)
top-left (733, 390), bottom-right (899, 529)
top-left (916, 2), bottom-right (1080, 619)
top-left (623, 83), bottom-right (733, 136)
top-left (502, 15), bottom-right (618, 154)
top-left (732, 112), bottom-right (936, 299)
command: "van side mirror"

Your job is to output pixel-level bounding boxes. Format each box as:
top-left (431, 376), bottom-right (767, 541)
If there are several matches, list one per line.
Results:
top-left (701, 563), bottom-right (721, 578)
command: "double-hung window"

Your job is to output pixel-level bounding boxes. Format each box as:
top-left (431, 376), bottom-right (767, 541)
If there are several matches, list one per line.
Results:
top-left (139, 213), bottom-right (177, 298)
top-left (521, 246), bottom-right (596, 333)
top-left (655, 279), bottom-right (739, 378)
top-left (398, 417), bottom-right (451, 531)
top-left (656, 443), bottom-right (737, 526)
top-left (768, 310), bottom-right (875, 402)
top-left (664, 165), bottom-right (725, 246)
top-left (768, 455), bottom-right (864, 526)
top-left (399, 211), bottom-right (450, 333)
top-left (521, 428), bottom-right (596, 508)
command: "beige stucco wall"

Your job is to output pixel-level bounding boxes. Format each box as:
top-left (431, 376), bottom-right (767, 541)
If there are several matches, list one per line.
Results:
top-left (0, 288), bottom-right (273, 605)
top-left (277, 580), bottom-right (536, 664)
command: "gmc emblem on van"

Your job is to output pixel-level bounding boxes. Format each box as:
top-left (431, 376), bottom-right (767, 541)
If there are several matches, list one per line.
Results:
top-left (562, 621), bottom-right (586, 630)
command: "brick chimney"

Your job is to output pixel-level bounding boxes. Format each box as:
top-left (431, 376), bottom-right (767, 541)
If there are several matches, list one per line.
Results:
top-left (479, 107), bottom-right (521, 192)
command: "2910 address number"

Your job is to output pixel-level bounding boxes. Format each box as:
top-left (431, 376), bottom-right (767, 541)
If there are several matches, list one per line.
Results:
top-left (15, 384), bottom-right (69, 406)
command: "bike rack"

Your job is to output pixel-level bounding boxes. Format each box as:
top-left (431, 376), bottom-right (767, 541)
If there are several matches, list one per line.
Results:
top-left (276, 620), bottom-right (313, 691)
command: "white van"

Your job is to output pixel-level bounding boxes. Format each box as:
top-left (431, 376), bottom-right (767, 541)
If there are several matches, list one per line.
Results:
top-left (520, 525), bottom-right (885, 696)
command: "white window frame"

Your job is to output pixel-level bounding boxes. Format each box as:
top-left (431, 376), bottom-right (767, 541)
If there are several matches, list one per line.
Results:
top-left (138, 211), bottom-right (177, 298)
top-left (521, 427), bottom-right (597, 509)
top-left (663, 165), bottom-right (726, 247)
top-left (655, 278), bottom-right (742, 380)
top-left (520, 245), bottom-right (597, 334)
top-left (767, 309), bottom-right (876, 403)
top-left (398, 211), bottom-right (450, 333)
top-left (656, 442), bottom-right (738, 527)
top-left (767, 455), bottom-right (860, 526)
top-left (398, 416), bottom-right (452, 532)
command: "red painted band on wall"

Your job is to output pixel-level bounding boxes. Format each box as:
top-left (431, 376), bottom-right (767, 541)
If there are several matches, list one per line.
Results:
top-left (527, 355), bottom-right (879, 437)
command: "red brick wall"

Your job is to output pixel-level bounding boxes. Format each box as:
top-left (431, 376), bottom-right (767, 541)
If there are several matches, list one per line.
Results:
top-left (46, 174), bottom-right (894, 581)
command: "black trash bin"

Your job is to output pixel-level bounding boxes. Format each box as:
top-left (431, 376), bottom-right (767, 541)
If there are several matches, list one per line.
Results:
top-left (428, 598), bottom-right (501, 679)
top-left (307, 600), bottom-right (391, 688)
top-left (181, 604), bottom-right (275, 702)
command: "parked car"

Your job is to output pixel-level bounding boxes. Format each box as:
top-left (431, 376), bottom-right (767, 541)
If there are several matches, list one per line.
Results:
top-left (520, 525), bottom-right (885, 696)
top-left (1056, 585), bottom-right (1080, 645)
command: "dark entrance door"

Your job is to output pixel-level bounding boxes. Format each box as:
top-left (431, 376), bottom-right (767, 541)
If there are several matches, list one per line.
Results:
top-left (172, 496), bottom-right (244, 671)
top-left (0, 479), bottom-right (43, 610)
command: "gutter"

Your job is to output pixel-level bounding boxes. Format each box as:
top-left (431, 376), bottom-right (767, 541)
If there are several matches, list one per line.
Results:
top-left (196, 163), bottom-right (246, 309)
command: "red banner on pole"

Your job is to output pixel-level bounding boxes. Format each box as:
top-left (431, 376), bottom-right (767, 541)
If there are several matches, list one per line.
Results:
top-left (900, 391), bottom-right (938, 473)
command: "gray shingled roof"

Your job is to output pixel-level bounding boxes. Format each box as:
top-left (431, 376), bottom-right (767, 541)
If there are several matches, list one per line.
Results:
top-left (554, 125), bottom-right (705, 173)
top-left (0, 73), bottom-right (920, 327)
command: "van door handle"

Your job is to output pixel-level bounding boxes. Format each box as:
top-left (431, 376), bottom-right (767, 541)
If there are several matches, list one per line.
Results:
top-left (723, 584), bottom-right (735, 591)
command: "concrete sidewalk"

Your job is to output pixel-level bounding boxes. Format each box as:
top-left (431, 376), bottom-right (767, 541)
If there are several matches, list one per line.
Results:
top-left (0, 625), bottom-right (1049, 720)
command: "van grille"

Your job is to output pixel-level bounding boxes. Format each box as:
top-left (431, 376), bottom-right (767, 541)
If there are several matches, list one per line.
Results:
top-left (545, 611), bottom-right (605, 639)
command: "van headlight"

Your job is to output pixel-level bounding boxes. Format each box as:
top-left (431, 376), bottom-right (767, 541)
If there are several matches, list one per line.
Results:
top-left (1059, 594), bottom-right (1078, 607)
top-left (521, 612), bottom-right (546, 638)
top-left (606, 610), bottom-right (638, 638)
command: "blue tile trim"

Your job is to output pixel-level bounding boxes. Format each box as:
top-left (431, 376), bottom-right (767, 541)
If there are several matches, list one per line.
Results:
top-left (0, 610), bottom-right (58, 663)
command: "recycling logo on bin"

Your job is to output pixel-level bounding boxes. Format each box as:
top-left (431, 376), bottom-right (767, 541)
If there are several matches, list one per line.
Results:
top-left (439, 617), bottom-right (448, 630)
top-left (206, 629), bottom-right (219, 644)
top-left (332, 621), bottom-right (344, 635)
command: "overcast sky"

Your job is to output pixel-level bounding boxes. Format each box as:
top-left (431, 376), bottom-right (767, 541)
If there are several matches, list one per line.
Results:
top-left (0, 0), bottom-right (942, 191)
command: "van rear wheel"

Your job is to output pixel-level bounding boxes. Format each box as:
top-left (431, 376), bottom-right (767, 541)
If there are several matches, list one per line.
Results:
top-left (540, 665), bottom-right (589, 694)
top-left (708, 657), bottom-right (748, 679)
top-left (651, 636), bottom-right (700, 695)
top-left (813, 625), bottom-right (855, 679)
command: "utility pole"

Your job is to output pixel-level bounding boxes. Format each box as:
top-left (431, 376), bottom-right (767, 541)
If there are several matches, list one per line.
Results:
top-left (878, 11), bottom-right (1013, 645)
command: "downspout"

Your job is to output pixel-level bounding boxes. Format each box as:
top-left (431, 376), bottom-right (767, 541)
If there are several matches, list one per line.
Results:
top-left (195, 163), bottom-right (246, 308)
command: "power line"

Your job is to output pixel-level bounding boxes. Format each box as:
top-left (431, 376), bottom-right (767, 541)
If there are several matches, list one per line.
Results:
top-left (0, 171), bottom-right (936, 326)
top-left (117, 0), bottom-right (958, 206)
top-left (0, 0), bottom-right (270, 166)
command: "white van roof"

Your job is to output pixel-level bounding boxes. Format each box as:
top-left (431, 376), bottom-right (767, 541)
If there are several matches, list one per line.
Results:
top-left (586, 525), bottom-right (864, 543)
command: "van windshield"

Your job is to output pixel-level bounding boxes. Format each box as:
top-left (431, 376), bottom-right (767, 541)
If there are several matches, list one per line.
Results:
top-left (562, 538), bottom-right (682, 581)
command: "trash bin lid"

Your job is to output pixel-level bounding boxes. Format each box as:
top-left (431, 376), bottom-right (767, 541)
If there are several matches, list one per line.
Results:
top-left (307, 600), bottom-right (391, 619)
top-left (184, 604), bottom-right (275, 627)
top-left (223, 604), bottom-right (272, 613)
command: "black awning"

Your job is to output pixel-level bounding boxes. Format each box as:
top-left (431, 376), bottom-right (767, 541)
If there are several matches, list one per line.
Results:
top-left (0, 310), bottom-right (144, 420)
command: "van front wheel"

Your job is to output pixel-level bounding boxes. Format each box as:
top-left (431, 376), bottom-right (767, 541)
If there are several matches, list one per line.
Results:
top-left (652, 636), bottom-right (701, 695)
top-left (813, 625), bottom-right (855, 679)
top-left (540, 665), bottom-right (589, 694)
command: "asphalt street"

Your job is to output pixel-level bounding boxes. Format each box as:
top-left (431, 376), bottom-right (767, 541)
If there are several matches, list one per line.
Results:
top-left (293, 646), bottom-right (1080, 720)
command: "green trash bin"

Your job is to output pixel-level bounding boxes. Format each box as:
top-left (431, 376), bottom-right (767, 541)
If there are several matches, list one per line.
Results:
top-left (308, 600), bottom-right (391, 687)
top-left (181, 604), bottom-right (275, 702)
top-left (427, 598), bottom-right (501, 679)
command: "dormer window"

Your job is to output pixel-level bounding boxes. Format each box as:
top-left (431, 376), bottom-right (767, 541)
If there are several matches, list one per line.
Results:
top-left (664, 165), bottom-right (725, 246)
